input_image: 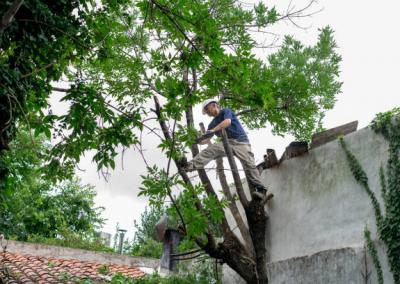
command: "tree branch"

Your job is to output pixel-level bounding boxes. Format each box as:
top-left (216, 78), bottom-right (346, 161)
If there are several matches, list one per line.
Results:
top-left (52, 87), bottom-right (69, 92)
top-left (52, 86), bottom-right (166, 140)
top-left (149, 0), bottom-right (211, 66)
top-left (16, 19), bottom-right (90, 49)
top-left (21, 61), bottom-right (56, 79)
top-left (152, 97), bottom-right (187, 232)
top-left (0, 0), bottom-right (23, 34)
top-left (153, 95), bottom-right (216, 245)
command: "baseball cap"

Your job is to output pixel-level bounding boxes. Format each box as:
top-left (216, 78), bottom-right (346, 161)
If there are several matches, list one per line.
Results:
top-left (202, 99), bottom-right (218, 114)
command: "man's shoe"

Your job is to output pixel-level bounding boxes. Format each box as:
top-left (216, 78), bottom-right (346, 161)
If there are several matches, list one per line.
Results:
top-left (176, 157), bottom-right (189, 168)
top-left (183, 162), bottom-right (195, 172)
top-left (252, 186), bottom-right (268, 200)
top-left (255, 186), bottom-right (267, 194)
top-left (177, 157), bottom-right (195, 172)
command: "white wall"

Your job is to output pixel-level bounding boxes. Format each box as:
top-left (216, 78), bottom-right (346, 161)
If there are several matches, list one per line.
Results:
top-left (262, 126), bottom-right (388, 263)
top-left (224, 125), bottom-right (395, 283)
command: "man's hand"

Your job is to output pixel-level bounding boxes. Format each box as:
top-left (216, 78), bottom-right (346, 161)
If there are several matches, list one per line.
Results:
top-left (195, 130), bottom-right (215, 144)
top-left (206, 129), bottom-right (214, 135)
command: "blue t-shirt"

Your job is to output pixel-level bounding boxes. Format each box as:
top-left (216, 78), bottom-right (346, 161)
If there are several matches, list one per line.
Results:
top-left (208, 108), bottom-right (249, 143)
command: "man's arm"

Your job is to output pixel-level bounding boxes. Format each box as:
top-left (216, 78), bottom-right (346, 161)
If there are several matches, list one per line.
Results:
top-left (198, 118), bottom-right (231, 145)
top-left (210, 118), bottom-right (231, 133)
top-left (199, 139), bottom-right (210, 145)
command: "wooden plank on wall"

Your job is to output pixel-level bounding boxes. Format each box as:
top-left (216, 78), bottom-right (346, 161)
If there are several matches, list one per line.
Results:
top-left (310, 121), bottom-right (358, 149)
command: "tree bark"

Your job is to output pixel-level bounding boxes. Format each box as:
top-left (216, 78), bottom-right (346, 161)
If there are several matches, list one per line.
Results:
top-left (204, 233), bottom-right (259, 284)
top-left (247, 199), bottom-right (269, 283)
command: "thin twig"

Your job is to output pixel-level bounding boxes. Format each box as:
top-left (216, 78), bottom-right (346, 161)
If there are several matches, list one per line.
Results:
top-left (153, 95), bottom-right (187, 231)
top-left (21, 62), bottom-right (56, 79)
top-left (149, 0), bottom-right (211, 66)
top-left (7, 92), bottom-right (35, 146)
top-left (166, 118), bottom-right (177, 177)
top-left (121, 146), bottom-right (127, 170)
top-left (17, 19), bottom-right (90, 49)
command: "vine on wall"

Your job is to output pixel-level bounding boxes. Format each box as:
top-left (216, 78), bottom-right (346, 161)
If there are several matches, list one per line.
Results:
top-left (364, 226), bottom-right (384, 284)
top-left (339, 107), bottom-right (400, 284)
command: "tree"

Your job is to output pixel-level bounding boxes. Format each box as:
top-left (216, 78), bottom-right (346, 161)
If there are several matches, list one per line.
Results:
top-left (1, 1), bottom-right (342, 283)
top-left (0, 0), bottom-right (132, 184)
top-left (128, 205), bottom-right (165, 258)
top-left (0, 130), bottom-right (105, 243)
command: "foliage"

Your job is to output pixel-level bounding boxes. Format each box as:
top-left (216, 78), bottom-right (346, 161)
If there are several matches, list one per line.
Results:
top-left (175, 257), bottom-right (221, 284)
top-left (226, 27), bottom-right (342, 139)
top-left (364, 227), bottom-right (383, 284)
top-left (339, 137), bottom-right (383, 226)
top-left (111, 264), bottom-right (220, 284)
top-left (128, 202), bottom-right (221, 264)
top-left (371, 108), bottom-right (400, 283)
top-left (73, 264), bottom-right (220, 284)
top-left (10, 0), bottom-right (343, 173)
top-left (28, 230), bottom-right (114, 253)
top-left (127, 202), bottom-right (213, 258)
top-left (0, 0), bottom-right (84, 156)
top-left (0, 130), bottom-right (106, 250)
top-left (98, 264), bottom-right (111, 275)
top-left (133, 205), bottom-right (166, 244)
top-left (129, 238), bottom-right (162, 259)
top-left (340, 107), bottom-right (400, 283)
top-left (2, 0), bottom-right (343, 282)
top-left (126, 205), bottom-right (165, 258)
top-left (0, 0), bottom-right (130, 150)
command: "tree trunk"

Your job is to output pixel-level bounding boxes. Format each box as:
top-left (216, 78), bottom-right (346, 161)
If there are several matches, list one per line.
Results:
top-left (219, 130), bottom-right (269, 284)
top-left (205, 232), bottom-right (260, 284)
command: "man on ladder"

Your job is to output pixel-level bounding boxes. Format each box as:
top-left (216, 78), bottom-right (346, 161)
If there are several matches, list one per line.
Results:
top-left (182, 99), bottom-right (268, 198)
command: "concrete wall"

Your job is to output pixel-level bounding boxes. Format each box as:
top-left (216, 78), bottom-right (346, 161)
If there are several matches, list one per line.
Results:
top-left (4, 240), bottom-right (159, 271)
top-left (223, 126), bottom-right (394, 283)
top-left (223, 241), bottom-right (392, 284)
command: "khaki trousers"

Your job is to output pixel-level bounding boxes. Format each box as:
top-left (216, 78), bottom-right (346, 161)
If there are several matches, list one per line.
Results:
top-left (192, 139), bottom-right (264, 189)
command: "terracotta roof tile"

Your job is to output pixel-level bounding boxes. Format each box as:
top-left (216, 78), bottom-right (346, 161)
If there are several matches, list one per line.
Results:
top-left (0, 251), bottom-right (146, 282)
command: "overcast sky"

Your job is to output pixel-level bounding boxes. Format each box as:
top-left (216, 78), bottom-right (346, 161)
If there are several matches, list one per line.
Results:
top-left (73, 0), bottom-right (400, 240)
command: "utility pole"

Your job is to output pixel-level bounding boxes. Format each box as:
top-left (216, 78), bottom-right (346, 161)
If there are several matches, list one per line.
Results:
top-left (117, 229), bottom-right (127, 255)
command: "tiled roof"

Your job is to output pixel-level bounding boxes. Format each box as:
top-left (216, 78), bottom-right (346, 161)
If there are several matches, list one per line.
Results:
top-left (0, 252), bottom-right (146, 283)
